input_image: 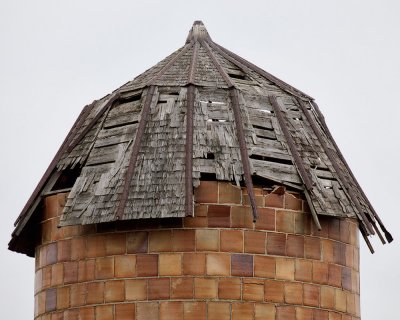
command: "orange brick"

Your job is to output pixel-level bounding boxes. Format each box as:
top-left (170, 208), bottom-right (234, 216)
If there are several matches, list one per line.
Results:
top-left (79, 307), bottom-right (95, 320)
top-left (194, 204), bottom-right (208, 217)
top-left (295, 260), bottom-right (312, 282)
top-left (115, 304), bottom-right (135, 320)
top-left (254, 255), bottom-right (275, 278)
top-left (255, 303), bottom-right (276, 319)
top-left (182, 253), bottom-right (205, 275)
top-left (194, 278), bottom-right (218, 299)
top-left (286, 235), bottom-right (304, 258)
top-left (56, 286), bottom-right (70, 310)
top-left (51, 263), bottom-right (63, 286)
top-left (159, 253), bottom-right (182, 276)
top-left (321, 286), bottom-right (335, 309)
top-left (196, 229), bottom-right (219, 251)
top-left (95, 257), bottom-right (114, 280)
top-left (231, 206), bottom-right (253, 228)
top-left (183, 216), bottom-right (208, 228)
top-left (208, 302), bottom-right (230, 320)
top-left (232, 302), bottom-right (254, 320)
top-left (115, 255), bottom-right (136, 278)
top-left (243, 279), bottom-right (264, 301)
top-left (63, 308), bottom-right (79, 320)
top-left (70, 283), bottom-right (87, 307)
top-left (218, 277), bottom-right (241, 300)
top-left (71, 237), bottom-right (86, 261)
top-left (265, 192), bottom-right (284, 208)
top-left (255, 208), bottom-right (275, 231)
top-left (284, 193), bottom-right (303, 211)
top-left (87, 235), bottom-right (106, 258)
top-left (42, 265), bottom-right (52, 289)
top-left (105, 233), bottom-right (126, 255)
top-left (57, 240), bottom-right (71, 262)
top-left (137, 302), bottom-right (159, 320)
top-left (345, 245), bottom-right (354, 268)
top-left (333, 241), bottom-right (346, 266)
top-left (340, 219), bottom-right (351, 243)
top-left (231, 254), bottom-right (253, 277)
top-left (86, 282), bottom-right (104, 304)
top-left (314, 309), bottom-right (329, 320)
top-left (303, 284), bottom-right (320, 307)
top-left (276, 306), bottom-right (296, 320)
top-left (95, 305), bottom-right (113, 320)
top-left (125, 279), bottom-right (147, 301)
top-left (219, 182), bottom-right (241, 204)
top-left (243, 190), bottom-right (264, 206)
top-left (294, 212), bottom-right (311, 234)
top-left (335, 289), bottom-right (347, 312)
top-left (284, 282), bottom-right (303, 304)
top-left (322, 239), bottom-right (334, 263)
top-left (266, 232), bottom-right (286, 256)
top-left (206, 253), bottom-right (230, 276)
top-left (194, 180), bottom-right (218, 203)
top-left (184, 302), bottom-right (206, 320)
top-left (313, 261), bottom-right (328, 284)
top-left (220, 230), bottom-right (243, 252)
top-left (171, 278), bottom-right (193, 299)
top-left (127, 231), bottom-right (148, 253)
top-left (136, 254), bottom-right (158, 277)
top-left (276, 258), bottom-right (294, 281)
top-left (44, 195), bottom-right (60, 219)
top-left (105, 280), bottom-right (124, 302)
top-left (64, 261), bottom-right (78, 284)
top-left (78, 259), bottom-right (95, 282)
top-left (347, 292), bottom-right (356, 315)
top-left (208, 205), bottom-right (231, 227)
top-left (304, 236), bottom-right (321, 260)
top-left (328, 311), bottom-right (342, 320)
top-left (160, 301), bottom-right (183, 320)
top-left (173, 230), bottom-right (195, 252)
top-left (244, 230), bottom-right (265, 253)
top-left (328, 264), bottom-right (342, 287)
top-left (265, 280), bottom-right (284, 303)
top-left (148, 278), bottom-right (170, 300)
top-left (149, 230), bottom-right (173, 252)
top-left (296, 307), bottom-right (313, 320)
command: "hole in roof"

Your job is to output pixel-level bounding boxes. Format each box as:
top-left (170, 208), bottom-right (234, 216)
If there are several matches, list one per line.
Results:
top-left (293, 117), bottom-right (302, 121)
top-left (200, 172), bottom-right (217, 180)
top-left (51, 167), bottom-right (82, 191)
top-left (250, 154), bottom-right (293, 166)
top-left (228, 73), bottom-right (246, 80)
top-left (260, 109), bottom-right (273, 114)
top-left (205, 153), bottom-right (215, 159)
top-left (169, 92), bottom-right (180, 96)
top-left (158, 100), bottom-right (168, 104)
top-left (253, 124), bottom-right (274, 131)
top-left (256, 135), bottom-right (277, 141)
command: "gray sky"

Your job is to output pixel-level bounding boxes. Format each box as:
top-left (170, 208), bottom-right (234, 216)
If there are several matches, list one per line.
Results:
top-left (1, 1), bottom-right (398, 318)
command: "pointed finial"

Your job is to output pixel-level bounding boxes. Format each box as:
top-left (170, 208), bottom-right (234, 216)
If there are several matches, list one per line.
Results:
top-left (186, 20), bottom-right (211, 43)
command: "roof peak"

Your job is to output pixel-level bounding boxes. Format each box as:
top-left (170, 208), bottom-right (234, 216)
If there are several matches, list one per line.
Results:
top-left (186, 20), bottom-right (211, 43)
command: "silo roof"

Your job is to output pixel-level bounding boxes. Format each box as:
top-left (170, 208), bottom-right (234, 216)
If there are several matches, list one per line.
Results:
top-left (9, 21), bottom-right (392, 255)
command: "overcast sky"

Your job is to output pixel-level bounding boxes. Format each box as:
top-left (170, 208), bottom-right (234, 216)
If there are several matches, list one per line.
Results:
top-left (1, 1), bottom-right (399, 319)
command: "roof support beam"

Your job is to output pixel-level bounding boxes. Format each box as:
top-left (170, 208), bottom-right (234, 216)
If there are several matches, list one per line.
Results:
top-left (185, 85), bottom-right (195, 217)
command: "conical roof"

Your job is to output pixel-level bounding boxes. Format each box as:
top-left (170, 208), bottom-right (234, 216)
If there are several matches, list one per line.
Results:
top-left (9, 21), bottom-right (391, 255)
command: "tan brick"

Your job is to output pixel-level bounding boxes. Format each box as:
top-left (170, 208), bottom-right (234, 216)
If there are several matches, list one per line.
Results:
top-left (276, 305), bottom-right (296, 320)
top-left (42, 265), bottom-right (52, 289)
top-left (255, 303), bottom-right (276, 320)
top-left (95, 257), bottom-right (114, 280)
top-left (126, 279), bottom-right (147, 301)
top-left (231, 206), bottom-right (253, 228)
top-left (171, 278), bottom-right (193, 299)
top-left (56, 286), bottom-right (70, 310)
top-left (276, 210), bottom-right (294, 233)
top-left (149, 230), bottom-right (173, 252)
top-left (113, 255), bottom-right (135, 278)
top-left (296, 307), bottom-right (314, 320)
top-left (276, 258), bottom-right (294, 281)
top-left (218, 277), bottom-right (241, 300)
top-left (137, 302), bottom-right (159, 320)
top-left (183, 253), bottom-right (205, 275)
top-left (314, 310), bottom-right (329, 320)
top-left (159, 254), bottom-right (182, 276)
top-left (232, 302), bottom-right (254, 320)
top-left (219, 182), bottom-right (241, 204)
top-left (105, 280), bottom-right (124, 302)
top-left (194, 278), bottom-right (218, 299)
top-left (184, 302), bottom-right (206, 320)
top-left (243, 279), bottom-right (264, 301)
top-left (196, 229), bottom-right (219, 251)
top-left (95, 305), bottom-right (113, 320)
top-left (78, 259), bottom-right (95, 282)
top-left (208, 302), bottom-right (230, 320)
top-left (322, 239), bottom-right (334, 263)
top-left (254, 255), bottom-right (275, 278)
top-left (160, 301), bottom-right (183, 320)
top-left (335, 289), bottom-right (347, 312)
top-left (51, 263), bottom-right (63, 286)
top-left (220, 230), bottom-right (243, 252)
top-left (70, 283), bottom-right (87, 307)
top-left (206, 253), bottom-right (230, 276)
top-left (295, 259), bottom-right (312, 282)
top-left (321, 286), bottom-right (335, 309)
top-left (284, 282), bottom-right (303, 304)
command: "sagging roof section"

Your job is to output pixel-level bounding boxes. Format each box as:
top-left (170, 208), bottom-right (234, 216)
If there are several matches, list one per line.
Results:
top-left (9, 21), bottom-right (392, 255)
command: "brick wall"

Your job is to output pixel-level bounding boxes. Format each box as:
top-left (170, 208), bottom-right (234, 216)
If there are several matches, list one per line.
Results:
top-left (34, 181), bottom-right (360, 320)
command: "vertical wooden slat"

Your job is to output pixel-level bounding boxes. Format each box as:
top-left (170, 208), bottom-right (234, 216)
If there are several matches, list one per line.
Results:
top-left (185, 85), bottom-right (195, 216)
